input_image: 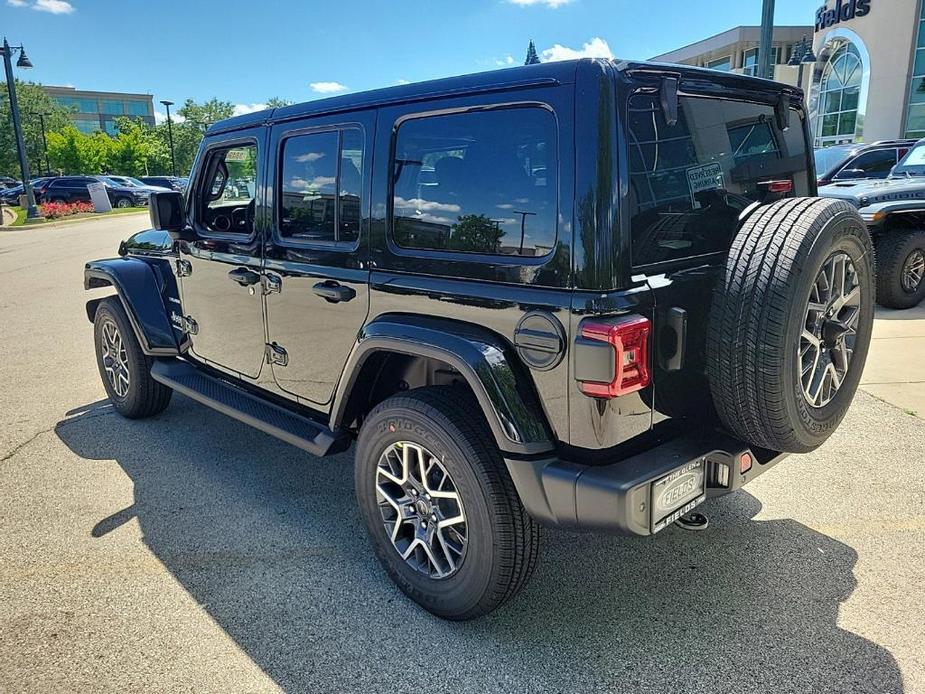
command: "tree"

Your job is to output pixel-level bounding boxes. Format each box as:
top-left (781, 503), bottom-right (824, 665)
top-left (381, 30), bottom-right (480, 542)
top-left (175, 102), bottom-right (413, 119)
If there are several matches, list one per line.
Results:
top-left (0, 80), bottom-right (70, 177)
top-left (46, 126), bottom-right (112, 175)
top-left (108, 117), bottom-right (170, 176)
top-left (525, 40), bottom-right (541, 65)
top-left (266, 96), bottom-right (293, 107)
top-left (449, 214), bottom-right (504, 253)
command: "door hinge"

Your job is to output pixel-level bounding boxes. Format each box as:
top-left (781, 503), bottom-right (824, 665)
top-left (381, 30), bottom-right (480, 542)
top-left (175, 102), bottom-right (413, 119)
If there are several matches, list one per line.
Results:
top-left (176, 259), bottom-right (192, 277)
top-left (263, 273), bottom-right (282, 294)
top-left (265, 342), bottom-right (288, 367)
top-left (171, 311), bottom-right (199, 335)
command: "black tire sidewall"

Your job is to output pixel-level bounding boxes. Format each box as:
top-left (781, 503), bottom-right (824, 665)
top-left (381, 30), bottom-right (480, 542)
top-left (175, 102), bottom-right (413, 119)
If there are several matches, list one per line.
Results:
top-left (93, 299), bottom-right (155, 417)
top-left (877, 231), bottom-right (925, 309)
top-left (782, 211), bottom-right (875, 449)
top-left (355, 399), bottom-right (499, 619)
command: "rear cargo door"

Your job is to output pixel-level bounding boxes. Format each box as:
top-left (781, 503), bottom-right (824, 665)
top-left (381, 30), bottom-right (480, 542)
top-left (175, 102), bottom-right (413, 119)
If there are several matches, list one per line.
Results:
top-left (622, 80), bottom-right (813, 422)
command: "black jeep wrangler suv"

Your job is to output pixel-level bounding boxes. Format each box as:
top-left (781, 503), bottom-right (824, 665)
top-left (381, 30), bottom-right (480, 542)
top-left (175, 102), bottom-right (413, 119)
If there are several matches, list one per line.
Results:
top-left (84, 59), bottom-right (874, 620)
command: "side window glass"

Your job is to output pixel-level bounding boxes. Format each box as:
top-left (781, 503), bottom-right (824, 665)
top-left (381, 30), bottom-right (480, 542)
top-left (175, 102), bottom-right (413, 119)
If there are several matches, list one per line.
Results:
top-left (838, 149), bottom-right (897, 178)
top-left (197, 143), bottom-right (258, 234)
top-left (627, 94), bottom-right (811, 266)
top-left (392, 107), bottom-right (558, 256)
top-left (278, 128), bottom-right (363, 244)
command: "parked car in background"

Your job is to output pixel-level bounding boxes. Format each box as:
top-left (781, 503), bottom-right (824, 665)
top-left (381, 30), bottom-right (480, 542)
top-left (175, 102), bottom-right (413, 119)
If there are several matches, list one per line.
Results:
top-left (35, 176), bottom-right (150, 208)
top-left (106, 175), bottom-right (171, 192)
top-left (138, 176), bottom-right (185, 192)
top-left (819, 137), bottom-right (925, 308)
top-left (815, 140), bottom-right (916, 187)
top-left (0, 176), bottom-right (20, 189)
top-left (0, 177), bottom-right (50, 204)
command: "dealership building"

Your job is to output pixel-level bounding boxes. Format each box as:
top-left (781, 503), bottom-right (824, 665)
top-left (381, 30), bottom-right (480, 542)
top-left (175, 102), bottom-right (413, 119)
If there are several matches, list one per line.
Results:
top-left (652, 0), bottom-right (925, 147)
top-left (42, 86), bottom-right (156, 136)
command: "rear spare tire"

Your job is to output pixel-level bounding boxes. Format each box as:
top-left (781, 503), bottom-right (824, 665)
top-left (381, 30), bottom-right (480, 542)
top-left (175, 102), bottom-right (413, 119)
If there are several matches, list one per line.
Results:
top-left (707, 198), bottom-right (874, 454)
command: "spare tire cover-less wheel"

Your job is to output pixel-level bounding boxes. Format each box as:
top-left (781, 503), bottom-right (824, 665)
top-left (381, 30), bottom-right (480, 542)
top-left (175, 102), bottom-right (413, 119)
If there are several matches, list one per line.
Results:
top-left (707, 198), bottom-right (874, 454)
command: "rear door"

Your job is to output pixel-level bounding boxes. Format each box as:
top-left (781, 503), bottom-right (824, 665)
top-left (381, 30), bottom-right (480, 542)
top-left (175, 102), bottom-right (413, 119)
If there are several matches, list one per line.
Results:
top-left (262, 112), bottom-right (374, 407)
top-left (621, 79), bottom-right (813, 421)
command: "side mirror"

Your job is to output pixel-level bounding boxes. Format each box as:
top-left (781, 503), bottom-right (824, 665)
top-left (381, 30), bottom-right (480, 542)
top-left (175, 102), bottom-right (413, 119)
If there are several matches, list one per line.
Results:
top-left (149, 191), bottom-right (193, 240)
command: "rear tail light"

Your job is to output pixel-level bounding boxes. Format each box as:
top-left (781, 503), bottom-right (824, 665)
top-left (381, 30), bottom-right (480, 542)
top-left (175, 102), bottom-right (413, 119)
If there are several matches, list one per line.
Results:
top-left (759, 179), bottom-right (793, 194)
top-left (576, 315), bottom-right (651, 398)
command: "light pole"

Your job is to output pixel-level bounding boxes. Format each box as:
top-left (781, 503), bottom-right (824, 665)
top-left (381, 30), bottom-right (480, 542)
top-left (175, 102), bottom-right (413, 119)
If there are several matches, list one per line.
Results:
top-left (28, 111), bottom-right (52, 174)
top-left (1, 38), bottom-right (39, 218)
top-left (757, 0), bottom-right (776, 80)
top-left (160, 99), bottom-right (176, 176)
top-left (788, 35), bottom-right (818, 92)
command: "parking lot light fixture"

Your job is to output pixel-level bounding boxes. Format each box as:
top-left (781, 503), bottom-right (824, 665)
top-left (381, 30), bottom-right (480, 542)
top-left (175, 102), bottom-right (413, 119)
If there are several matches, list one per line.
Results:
top-left (1, 38), bottom-right (39, 218)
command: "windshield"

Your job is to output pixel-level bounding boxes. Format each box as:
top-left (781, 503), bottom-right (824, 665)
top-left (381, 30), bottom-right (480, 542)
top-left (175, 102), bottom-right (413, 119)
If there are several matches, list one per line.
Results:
top-left (814, 145), bottom-right (855, 178)
top-left (893, 142), bottom-right (925, 177)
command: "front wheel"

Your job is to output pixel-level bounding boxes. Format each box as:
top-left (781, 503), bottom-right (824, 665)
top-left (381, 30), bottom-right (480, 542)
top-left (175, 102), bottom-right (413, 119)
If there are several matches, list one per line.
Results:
top-left (114, 197), bottom-right (133, 209)
top-left (93, 297), bottom-right (172, 418)
top-left (354, 387), bottom-right (539, 620)
top-left (875, 230), bottom-right (925, 309)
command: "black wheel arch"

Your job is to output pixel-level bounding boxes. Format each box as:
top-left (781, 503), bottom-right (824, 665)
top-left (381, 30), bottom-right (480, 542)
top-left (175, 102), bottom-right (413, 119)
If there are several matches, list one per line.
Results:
top-left (331, 314), bottom-right (556, 457)
top-left (84, 257), bottom-right (184, 357)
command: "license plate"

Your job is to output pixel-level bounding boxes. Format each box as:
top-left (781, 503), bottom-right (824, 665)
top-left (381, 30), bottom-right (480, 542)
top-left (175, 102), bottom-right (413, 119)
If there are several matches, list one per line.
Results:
top-left (651, 459), bottom-right (706, 533)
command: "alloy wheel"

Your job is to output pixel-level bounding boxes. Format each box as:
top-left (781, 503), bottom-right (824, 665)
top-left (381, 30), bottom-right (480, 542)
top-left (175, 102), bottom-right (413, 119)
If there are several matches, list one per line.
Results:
top-left (375, 441), bottom-right (467, 579)
top-left (902, 249), bottom-right (924, 294)
top-left (100, 318), bottom-right (130, 397)
top-left (799, 252), bottom-right (861, 408)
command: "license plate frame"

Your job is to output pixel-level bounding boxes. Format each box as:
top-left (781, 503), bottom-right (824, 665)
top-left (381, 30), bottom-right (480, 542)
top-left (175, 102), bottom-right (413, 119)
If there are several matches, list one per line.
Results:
top-left (650, 458), bottom-right (706, 534)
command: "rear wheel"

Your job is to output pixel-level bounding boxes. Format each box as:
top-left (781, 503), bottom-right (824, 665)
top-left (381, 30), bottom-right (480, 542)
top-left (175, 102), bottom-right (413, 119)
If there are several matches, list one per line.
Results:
top-left (707, 198), bottom-right (875, 453)
top-left (875, 230), bottom-right (925, 309)
top-left (93, 298), bottom-right (172, 418)
top-left (354, 387), bottom-right (539, 620)
top-left (114, 197), bottom-right (132, 209)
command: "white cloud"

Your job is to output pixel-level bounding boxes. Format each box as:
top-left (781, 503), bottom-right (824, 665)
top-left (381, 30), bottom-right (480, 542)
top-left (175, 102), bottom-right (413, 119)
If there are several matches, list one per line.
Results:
top-left (541, 37), bottom-right (613, 62)
top-left (232, 103), bottom-right (268, 116)
top-left (394, 197), bottom-right (461, 214)
top-left (296, 151), bottom-right (326, 163)
top-left (395, 79), bottom-right (411, 85)
top-left (154, 111), bottom-right (186, 125)
top-left (6, 0), bottom-right (29, 7)
top-left (495, 55), bottom-right (515, 67)
top-left (508, 0), bottom-right (573, 7)
top-left (310, 81), bottom-right (348, 94)
top-left (34, 0), bottom-right (75, 13)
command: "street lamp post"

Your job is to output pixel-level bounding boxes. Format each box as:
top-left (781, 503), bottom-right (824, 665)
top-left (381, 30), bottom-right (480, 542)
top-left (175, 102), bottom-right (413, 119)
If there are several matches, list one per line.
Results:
top-left (788, 35), bottom-right (818, 92)
top-left (160, 99), bottom-right (177, 177)
top-left (1, 37), bottom-right (39, 218)
top-left (757, 0), bottom-right (776, 80)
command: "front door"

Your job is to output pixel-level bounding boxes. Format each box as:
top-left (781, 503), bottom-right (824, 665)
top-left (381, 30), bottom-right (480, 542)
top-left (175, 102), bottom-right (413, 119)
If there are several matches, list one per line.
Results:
top-left (263, 115), bottom-right (374, 406)
top-left (177, 129), bottom-right (267, 379)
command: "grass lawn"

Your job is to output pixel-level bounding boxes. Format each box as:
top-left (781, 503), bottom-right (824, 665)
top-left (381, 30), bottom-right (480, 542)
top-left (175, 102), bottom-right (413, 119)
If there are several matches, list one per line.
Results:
top-left (4, 205), bottom-right (148, 227)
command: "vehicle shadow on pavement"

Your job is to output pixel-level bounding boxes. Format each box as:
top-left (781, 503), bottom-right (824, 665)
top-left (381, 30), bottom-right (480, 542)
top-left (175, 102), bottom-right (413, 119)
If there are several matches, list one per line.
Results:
top-left (55, 396), bottom-right (904, 694)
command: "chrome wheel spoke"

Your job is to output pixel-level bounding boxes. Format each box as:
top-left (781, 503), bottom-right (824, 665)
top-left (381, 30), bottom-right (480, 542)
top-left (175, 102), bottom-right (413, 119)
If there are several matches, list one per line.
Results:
top-left (374, 441), bottom-right (468, 579)
top-left (99, 319), bottom-right (130, 398)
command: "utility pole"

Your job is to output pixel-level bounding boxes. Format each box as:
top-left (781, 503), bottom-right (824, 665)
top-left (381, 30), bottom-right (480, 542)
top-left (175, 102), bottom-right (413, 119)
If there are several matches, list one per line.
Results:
top-left (1, 38), bottom-right (39, 218)
top-left (757, 0), bottom-right (776, 80)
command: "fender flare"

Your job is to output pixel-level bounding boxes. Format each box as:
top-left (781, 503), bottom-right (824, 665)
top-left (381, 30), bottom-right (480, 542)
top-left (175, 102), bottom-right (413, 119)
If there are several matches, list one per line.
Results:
top-left (331, 315), bottom-right (555, 456)
top-left (84, 258), bottom-right (181, 356)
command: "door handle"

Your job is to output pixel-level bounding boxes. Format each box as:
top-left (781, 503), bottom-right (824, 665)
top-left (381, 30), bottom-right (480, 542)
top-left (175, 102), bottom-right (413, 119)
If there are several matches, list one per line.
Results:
top-left (312, 281), bottom-right (356, 303)
top-left (228, 267), bottom-right (261, 287)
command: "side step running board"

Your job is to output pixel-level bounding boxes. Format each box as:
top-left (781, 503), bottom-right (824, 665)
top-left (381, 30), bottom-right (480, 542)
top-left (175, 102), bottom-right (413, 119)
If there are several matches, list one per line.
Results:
top-left (151, 359), bottom-right (343, 457)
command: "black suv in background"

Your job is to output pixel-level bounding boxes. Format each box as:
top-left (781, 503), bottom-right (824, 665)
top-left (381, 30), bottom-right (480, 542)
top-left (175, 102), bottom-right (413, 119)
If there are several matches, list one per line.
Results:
top-left (815, 140), bottom-right (916, 187)
top-left (35, 176), bottom-right (149, 207)
top-left (84, 60), bottom-right (874, 620)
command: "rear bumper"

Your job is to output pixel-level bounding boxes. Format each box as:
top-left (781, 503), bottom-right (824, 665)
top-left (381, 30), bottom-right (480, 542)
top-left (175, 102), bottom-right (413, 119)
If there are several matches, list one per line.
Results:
top-left (505, 432), bottom-right (787, 536)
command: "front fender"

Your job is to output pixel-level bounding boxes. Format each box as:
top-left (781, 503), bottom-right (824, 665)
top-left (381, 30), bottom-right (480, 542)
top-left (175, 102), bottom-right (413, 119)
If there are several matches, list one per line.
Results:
top-left (84, 257), bottom-right (180, 356)
top-left (331, 314), bottom-right (555, 456)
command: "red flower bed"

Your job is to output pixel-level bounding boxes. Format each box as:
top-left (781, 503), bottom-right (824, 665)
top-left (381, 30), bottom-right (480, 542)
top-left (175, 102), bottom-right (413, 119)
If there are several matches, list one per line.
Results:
top-left (39, 201), bottom-right (95, 219)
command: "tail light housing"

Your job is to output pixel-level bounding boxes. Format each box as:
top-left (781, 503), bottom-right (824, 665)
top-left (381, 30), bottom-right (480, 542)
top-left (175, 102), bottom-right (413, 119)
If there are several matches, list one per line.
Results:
top-left (575, 315), bottom-right (651, 398)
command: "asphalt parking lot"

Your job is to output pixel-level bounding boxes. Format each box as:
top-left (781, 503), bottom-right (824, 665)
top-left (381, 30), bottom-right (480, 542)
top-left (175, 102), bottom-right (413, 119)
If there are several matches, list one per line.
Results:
top-left (1, 215), bottom-right (924, 693)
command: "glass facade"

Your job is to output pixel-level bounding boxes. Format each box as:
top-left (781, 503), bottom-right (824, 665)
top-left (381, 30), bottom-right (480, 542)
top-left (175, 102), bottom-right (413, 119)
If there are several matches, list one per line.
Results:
top-left (48, 90), bottom-right (154, 136)
top-left (906, 2), bottom-right (925, 139)
top-left (817, 42), bottom-right (864, 145)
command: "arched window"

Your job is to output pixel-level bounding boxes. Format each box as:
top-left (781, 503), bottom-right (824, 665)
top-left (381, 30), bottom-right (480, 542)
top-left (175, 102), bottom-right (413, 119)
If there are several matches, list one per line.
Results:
top-left (816, 43), bottom-right (863, 145)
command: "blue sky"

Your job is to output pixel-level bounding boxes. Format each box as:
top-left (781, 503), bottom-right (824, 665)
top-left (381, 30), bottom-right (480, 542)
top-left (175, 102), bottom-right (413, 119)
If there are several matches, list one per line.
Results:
top-left (3, 0), bottom-right (816, 121)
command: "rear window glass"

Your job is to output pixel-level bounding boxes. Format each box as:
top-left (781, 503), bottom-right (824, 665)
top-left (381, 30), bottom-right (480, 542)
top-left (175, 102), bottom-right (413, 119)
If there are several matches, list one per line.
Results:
top-left (392, 107), bottom-right (558, 257)
top-left (627, 94), bottom-right (811, 266)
